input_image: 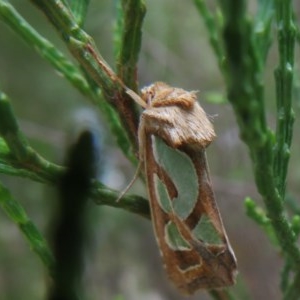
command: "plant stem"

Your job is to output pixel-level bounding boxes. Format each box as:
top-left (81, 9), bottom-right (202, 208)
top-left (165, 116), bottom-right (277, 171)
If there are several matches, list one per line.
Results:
top-left (0, 90), bottom-right (150, 218)
top-left (67, 0), bottom-right (90, 26)
top-left (0, 90), bottom-right (63, 182)
top-left (273, 0), bottom-right (296, 197)
top-left (115, 0), bottom-right (146, 91)
top-left (193, 0), bottom-right (225, 72)
top-left (91, 180), bottom-right (150, 219)
top-left (0, 1), bottom-right (135, 163)
top-left (244, 197), bottom-right (277, 245)
top-left (253, 0), bottom-right (274, 62)
top-left (29, 0), bottom-right (140, 155)
top-left (219, 0), bottom-right (300, 267)
top-left (0, 181), bottom-right (55, 275)
top-left (0, 0), bottom-right (92, 99)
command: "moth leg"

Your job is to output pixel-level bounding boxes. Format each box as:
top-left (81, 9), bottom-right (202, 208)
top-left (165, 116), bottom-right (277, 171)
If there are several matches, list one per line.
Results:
top-left (116, 118), bottom-right (146, 202)
top-left (115, 160), bottom-right (142, 202)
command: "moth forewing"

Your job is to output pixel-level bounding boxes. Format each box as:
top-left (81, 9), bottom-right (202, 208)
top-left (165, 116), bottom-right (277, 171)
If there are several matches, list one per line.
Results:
top-left (148, 137), bottom-right (237, 292)
top-left (134, 82), bottom-right (237, 294)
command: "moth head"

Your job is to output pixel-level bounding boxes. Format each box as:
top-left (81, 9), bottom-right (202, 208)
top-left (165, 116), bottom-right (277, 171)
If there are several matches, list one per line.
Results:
top-left (141, 83), bottom-right (157, 105)
top-left (140, 82), bottom-right (168, 102)
top-left (124, 83), bottom-right (159, 110)
top-left (126, 83), bottom-right (160, 109)
top-left (127, 82), bottom-right (198, 111)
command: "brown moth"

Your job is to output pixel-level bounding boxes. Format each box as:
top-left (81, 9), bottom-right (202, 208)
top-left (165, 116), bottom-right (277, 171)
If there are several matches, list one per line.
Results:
top-left (127, 82), bottom-right (237, 294)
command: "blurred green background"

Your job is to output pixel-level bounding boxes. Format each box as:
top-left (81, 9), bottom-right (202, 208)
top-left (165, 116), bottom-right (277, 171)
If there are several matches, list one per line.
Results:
top-left (1, 1), bottom-right (300, 299)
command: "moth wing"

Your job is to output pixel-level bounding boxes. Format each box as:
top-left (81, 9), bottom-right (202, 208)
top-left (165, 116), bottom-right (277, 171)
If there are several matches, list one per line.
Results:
top-left (144, 134), bottom-right (237, 294)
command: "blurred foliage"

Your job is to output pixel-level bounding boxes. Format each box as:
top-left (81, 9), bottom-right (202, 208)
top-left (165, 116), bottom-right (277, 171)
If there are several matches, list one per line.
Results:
top-left (0, 1), bottom-right (300, 300)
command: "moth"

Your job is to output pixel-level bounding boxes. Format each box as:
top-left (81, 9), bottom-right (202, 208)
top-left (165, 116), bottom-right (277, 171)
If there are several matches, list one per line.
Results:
top-left (127, 82), bottom-right (237, 294)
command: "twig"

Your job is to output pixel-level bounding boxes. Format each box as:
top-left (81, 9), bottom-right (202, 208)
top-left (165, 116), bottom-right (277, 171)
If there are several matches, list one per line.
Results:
top-left (0, 90), bottom-right (150, 219)
top-left (29, 0), bottom-right (140, 156)
top-left (115, 0), bottom-right (146, 91)
top-left (273, 0), bottom-right (296, 197)
top-left (0, 181), bottom-right (55, 275)
top-left (218, 0), bottom-right (300, 268)
top-left (0, 90), bottom-right (63, 182)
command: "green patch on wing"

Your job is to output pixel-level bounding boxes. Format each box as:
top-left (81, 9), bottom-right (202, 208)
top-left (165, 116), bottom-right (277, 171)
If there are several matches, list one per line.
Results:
top-left (193, 214), bottom-right (222, 245)
top-left (153, 137), bottom-right (198, 219)
top-left (154, 174), bottom-right (172, 213)
top-left (165, 221), bottom-right (190, 250)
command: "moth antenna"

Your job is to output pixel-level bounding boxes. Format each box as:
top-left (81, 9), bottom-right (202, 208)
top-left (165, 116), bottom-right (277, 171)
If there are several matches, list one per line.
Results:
top-left (116, 160), bottom-right (142, 202)
top-left (126, 89), bottom-right (147, 108)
